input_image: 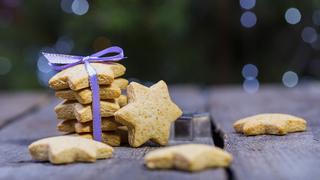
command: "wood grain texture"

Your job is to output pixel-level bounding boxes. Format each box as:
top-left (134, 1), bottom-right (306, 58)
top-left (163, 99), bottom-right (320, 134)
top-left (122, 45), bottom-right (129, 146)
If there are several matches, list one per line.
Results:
top-left (0, 92), bottom-right (49, 128)
top-left (209, 84), bottom-right (320, 180)
top-left (0, 86), bottom-right (226, 180)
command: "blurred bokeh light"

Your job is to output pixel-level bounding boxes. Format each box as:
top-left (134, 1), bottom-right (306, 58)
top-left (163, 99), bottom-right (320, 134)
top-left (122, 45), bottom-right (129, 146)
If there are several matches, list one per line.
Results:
top-left (240, 0), bottom-right (256, 10)
top-left (301, 27), bottom-right (317, 44)
top-left (71, 0), bottom-right (89, 16)
top-left (243, 79), bottom-right (259, 94)
top-left (282, 71), bottom-right (299, 88)
top-left (242, 64), bottom-right (258, 80)
top-left (240, 11), bottom-right (257, 28)
top-left (284, 8), bottom-right (301, 25)
top-left (0, 1), bottom-right (319, 90)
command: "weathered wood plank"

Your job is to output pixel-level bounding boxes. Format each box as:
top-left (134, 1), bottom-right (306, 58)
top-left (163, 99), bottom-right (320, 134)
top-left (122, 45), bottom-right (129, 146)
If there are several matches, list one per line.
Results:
top-left (209, 83), bottom-right (320, 180)
top-left (0, 92), bottom-right (49, 128)
top-left (0, 86), bottom-right (226, 180)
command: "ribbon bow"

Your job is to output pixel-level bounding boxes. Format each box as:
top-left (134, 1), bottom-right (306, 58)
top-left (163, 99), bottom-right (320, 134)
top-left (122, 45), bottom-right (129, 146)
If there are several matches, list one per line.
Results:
top-left (42, 46), bottom-right (125, 142)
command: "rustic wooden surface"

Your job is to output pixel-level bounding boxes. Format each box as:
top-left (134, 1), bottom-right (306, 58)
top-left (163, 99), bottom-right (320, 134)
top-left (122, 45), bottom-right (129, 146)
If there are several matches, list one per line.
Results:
top-left (0, 87), bottom-right (225, 180)
top-left (209, 84), bottom-right (320, 180)
top-left (0, 84), bottom-right (320, 180)
top-left (0, 92), bottom-right (48, 128)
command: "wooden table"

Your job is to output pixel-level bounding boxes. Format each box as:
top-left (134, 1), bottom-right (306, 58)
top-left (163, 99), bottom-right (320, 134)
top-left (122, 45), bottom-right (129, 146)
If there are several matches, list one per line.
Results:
top-left (1, 84), bottom-right (320, 180)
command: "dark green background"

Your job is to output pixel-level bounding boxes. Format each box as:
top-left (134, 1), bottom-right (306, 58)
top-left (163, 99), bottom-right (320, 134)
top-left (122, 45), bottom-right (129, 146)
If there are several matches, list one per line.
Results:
top-left (0, 0), bottom-right (318, 89)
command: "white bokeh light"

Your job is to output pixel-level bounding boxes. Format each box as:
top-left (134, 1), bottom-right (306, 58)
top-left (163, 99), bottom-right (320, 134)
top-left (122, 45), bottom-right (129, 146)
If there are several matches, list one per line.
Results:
top-left (282, 71), bottom-right (299, 88)
top-left (243, 79), bottom-right (259, 94)
top-left (240, 11), bottom-right (257, 28)
top-left (0, 57), bottom-right (12, 75)
top-left (301, 27), bottom-right (317, 43)
top-left (240, 0), bottom-right (256, 10)
top-left (285, 8), bottom-right (301, 25)
top-left (242, 64), bottom-right (258, 79)
top-left (72, 0), bottom-right (89, 16)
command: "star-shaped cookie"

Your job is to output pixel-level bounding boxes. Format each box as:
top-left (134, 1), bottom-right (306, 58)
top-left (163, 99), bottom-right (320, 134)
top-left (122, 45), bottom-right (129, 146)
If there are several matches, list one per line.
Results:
top-left (28, 136), bottom-right (113, 164)
top-left (55, 78), bottom-right (128, 104)
top-left (57, 117), bottom-right (121, 133)
top-left (114, 80), bottom-right (183, 147)
top-left (79, 128), bottom-right (128, 147)
top-left (144, 144), bottom-right (232, 171)
top-left (54, 100), bottom-right (120, 122)
top-left (233, 113), bottom-right (307, 136)
top-left (49, 63), bottom-right (126, 90)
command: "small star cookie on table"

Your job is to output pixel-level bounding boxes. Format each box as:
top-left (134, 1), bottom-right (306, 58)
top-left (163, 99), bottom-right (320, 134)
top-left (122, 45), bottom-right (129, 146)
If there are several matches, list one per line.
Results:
top-left (114, 80), bottom-right (183, 147)
top-left (144, 144), bottom-right (232, 172)
top-left (28, 136), bottom-right (113, 164)
top-left (233, 113), bottom-right (307, 136)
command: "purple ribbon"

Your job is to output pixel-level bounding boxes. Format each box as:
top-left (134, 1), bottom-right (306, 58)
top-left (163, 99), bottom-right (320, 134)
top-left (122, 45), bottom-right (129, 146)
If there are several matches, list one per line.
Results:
top-left (42, 46), bottom-right (125, 142)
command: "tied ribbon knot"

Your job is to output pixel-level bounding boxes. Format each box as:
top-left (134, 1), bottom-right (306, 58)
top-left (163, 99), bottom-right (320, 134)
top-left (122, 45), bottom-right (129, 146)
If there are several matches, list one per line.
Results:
top-left (42, 46), bottom-right (125, 142)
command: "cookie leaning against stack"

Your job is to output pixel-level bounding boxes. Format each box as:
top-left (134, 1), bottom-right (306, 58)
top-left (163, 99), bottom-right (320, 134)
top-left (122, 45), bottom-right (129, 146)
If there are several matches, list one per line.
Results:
top-left (49, 62), bottom-right (129, 146)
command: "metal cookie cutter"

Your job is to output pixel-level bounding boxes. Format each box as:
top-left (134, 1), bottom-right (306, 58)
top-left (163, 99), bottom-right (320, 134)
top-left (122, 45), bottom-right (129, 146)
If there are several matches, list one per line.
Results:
top-left (170, 112), bottom-right (211, 141)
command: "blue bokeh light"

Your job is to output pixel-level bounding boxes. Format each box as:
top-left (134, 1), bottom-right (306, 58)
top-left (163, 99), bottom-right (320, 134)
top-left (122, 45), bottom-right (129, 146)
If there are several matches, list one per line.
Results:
top-left (282, 71), bottom-right (299, 88)
top-left (240, 11), bottom-right (257, 28)
top-left (285, 8), bottom-right (301, 25)
top-left (240, 0), bottom-right (256, 10)
top-left (242, 64), bottom-right (258, 80)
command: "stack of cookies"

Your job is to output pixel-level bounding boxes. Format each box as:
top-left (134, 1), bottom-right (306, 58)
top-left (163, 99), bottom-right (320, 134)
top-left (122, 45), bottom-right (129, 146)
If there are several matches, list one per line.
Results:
top-left (48, 63), bottom-right (129, 146)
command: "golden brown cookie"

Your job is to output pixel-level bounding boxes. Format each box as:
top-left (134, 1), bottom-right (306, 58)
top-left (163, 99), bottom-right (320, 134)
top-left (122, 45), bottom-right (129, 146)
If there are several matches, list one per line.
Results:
top-left (49, 63), bottom-right (126, 90)
top-left (111, 78), bottom-right (129, 89)
top-left (55, 100), bottom-right (120, 122)
top-left (57, 119), bottom-right (77, 133)
top-left (115, 80), bottom-right (182, 147)
top-left (116, 95), bottom-right (128, 107)
top-left (117, 126), bottom-right (128, 131)
top-left (75, 117), bottom-right (121, 133)
top-left (79, 129), bottom-right (128, 147)
top-left (233, 113), bottom-right (307, 136)
top-left (28, 136), bottom-right (113, 164)
top-left (144, 144), bottom-right (232, 171)
top-left (57, 118), bottom-right (121, 133)
top-left (55, 78), bottom-right (129, 104)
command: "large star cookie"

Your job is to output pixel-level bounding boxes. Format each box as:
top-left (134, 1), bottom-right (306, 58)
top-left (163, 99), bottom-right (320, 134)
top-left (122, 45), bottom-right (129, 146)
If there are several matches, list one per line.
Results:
top-left (233, 113), bottom-right (307, 136)
top-left (28, 136), bottom-right (113, 164)
top-left (114, 80), bottom-right (182, 147)
top-left (144, 144), bottom-right (232, 171)
top-left (49, 63), bottom-right (126, 90)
